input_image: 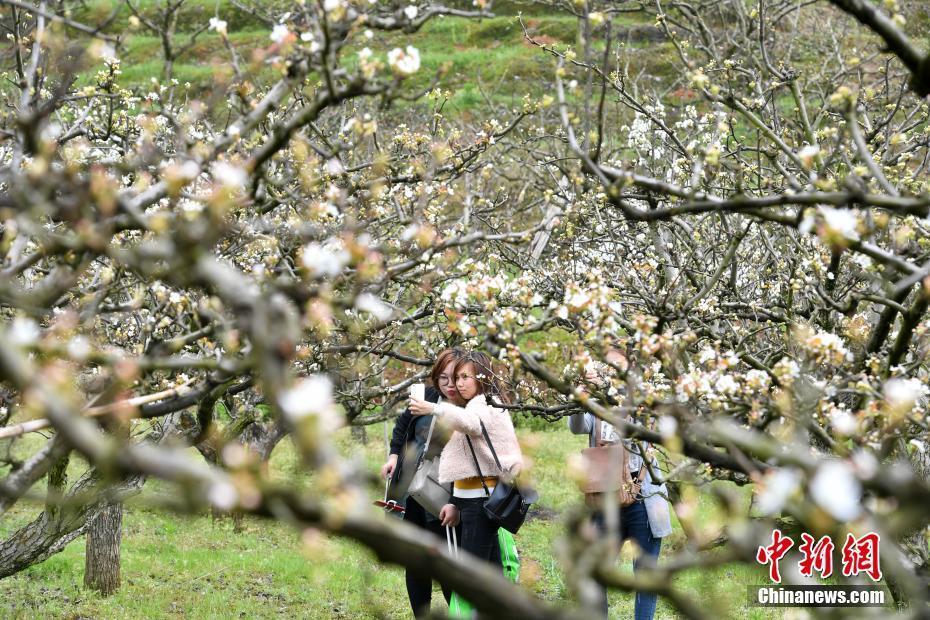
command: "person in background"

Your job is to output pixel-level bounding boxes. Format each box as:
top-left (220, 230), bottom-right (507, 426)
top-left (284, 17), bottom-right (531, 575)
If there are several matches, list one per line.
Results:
top-left (380, 348), bottom-right (466, 618)
top-left (568, 359), bottom-right (672, 620)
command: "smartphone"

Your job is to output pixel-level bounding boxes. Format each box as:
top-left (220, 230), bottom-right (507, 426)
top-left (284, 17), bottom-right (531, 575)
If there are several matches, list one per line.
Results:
top-left (410, 383), bottom-right (425, 400)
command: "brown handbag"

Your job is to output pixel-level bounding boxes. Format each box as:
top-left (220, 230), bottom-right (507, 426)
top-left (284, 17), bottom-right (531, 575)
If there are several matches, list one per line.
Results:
top-left (580, 419), bottom-right (646, 508)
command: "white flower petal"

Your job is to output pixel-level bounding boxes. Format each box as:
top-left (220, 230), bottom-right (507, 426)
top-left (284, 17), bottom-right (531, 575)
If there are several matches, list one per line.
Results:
top-left (810, 461), bottom-right (862, 521)
top-left (756, 468), bottom-right (802, 516)
top-left (355, 293), bottom-right (395, 322)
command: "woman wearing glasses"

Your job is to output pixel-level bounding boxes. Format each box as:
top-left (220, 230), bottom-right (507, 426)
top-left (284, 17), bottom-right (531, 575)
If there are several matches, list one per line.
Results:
top-left (380, 348), bottom-right (466, 618)
top-left (409, 351), bottom-right (523, 569)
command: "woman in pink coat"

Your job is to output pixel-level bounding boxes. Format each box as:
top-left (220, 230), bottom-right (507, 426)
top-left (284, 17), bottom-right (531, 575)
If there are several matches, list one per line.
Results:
top-left (409, 350), bottom-right (523, 568)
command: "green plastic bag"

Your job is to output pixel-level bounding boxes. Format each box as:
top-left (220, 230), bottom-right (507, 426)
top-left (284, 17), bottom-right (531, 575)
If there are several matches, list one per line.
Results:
top-left (499, 529), bottom-right (520, 584)
top-left (448, 529), bottom-right (519, 618)
top-left (448, 591), bottom-right (473, 619)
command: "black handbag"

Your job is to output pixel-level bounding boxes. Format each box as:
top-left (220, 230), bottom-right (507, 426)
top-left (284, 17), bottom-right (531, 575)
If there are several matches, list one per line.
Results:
top-left (464, 421), bottom-right (538, 534)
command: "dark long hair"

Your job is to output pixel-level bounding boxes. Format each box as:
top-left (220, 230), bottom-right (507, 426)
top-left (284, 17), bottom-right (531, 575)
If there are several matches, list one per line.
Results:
top-left (430, 348), bottom-right (466, 388)
top-left (452, 350), bottom-right (512, 405)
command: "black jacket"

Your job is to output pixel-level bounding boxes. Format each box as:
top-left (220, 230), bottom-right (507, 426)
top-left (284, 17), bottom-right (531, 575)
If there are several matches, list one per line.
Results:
top-left (388, 386), bottom-right (441, 495)
top-left (389, 385), bottom-right (441, 456)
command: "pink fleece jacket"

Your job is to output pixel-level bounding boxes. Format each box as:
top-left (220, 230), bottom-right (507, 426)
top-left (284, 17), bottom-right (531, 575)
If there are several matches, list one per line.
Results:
top-left (435, 393), bottom-right (523, 485)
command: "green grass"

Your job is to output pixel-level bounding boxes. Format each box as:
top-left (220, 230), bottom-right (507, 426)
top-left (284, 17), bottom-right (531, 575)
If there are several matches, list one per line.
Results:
top-left (65, 7), bottom-right (681, 115)
top-left (0, 426), bottom-right (786, 619)
top-left (62, 0), bottom-right (864, 123)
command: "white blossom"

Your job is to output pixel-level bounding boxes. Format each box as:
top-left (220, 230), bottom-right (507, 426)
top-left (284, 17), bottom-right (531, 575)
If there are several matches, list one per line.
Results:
top-left (850, 450), bottom-right (878, 480)
top-left (884, 377), bottom-right (926, 411)
top-left (810, 461), bottom-right (862, 521)
top-left (278, 376), bottom-right (342, 432)
top-left (279, 377), bottom-right (328, 419)
top-left (773, 358), bottom-right (800, 383)
top-left (207, 480), bottom-right (238, 510)
top-left (698, 347), bottom-right (716, 365)
top-left (803, 331), bottom-right (850, 365)
top-left (658, 416), bottom-right (678, 439)
top-left (852, 254), bottom-right (873, 269)
top-left (9, 317), bottom-right (40, 346)
top-left (355, 293), bottom-right (395, 322)
top-left (212, 161), bottom-right (247, 188)
top-left (325, 158), bottom-right (345, 175)
top-left (301, 241), bottom-right (350, 278)
top-left (714, 374), bottom-right (739, 395)
top-left (830, 407), bottom-right (857, 435)
top-left (756, 468), bottom-right (802, 516)
top-left (797, 144), bottom-right (819, 169)
top-left (745, 369), bottom-right (771, 390)
top-left (270, 24), bottom-right (290, 44)
top-left (208, 17), bottom-right (228, 36)
top-left (387, 46), bottom-right (421, 76)
top-left (403, 5), bottom-right (419, 19)
top-left (67, 336), bottom-right (92, 361)
top-left (819, 206), bottom-right (859, 241)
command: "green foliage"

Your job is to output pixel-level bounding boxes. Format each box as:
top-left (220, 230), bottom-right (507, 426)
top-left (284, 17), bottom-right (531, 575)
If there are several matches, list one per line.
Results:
top-left (74, 0), bottom-right (260, 34)
top-left (255, 404), bottom-right (273, 421)
top-left (511, 410), bottom-right (557, 431)
top-left (67, 7), bottom-right (675, 115)
top-left (213, 400), bottom-right (231, 423)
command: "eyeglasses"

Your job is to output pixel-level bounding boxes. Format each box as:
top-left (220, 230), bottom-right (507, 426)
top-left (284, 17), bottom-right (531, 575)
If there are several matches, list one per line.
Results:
top-left (437, 375), bottom-right (453, 385)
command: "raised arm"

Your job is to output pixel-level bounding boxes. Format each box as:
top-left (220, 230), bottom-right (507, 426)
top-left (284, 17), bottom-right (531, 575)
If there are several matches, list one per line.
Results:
top-left (390, 386), bottom-right (441, 454)
top-left (433, 400), bottom-right (482, 436)
top-left (567, 411), bottom-right (594, 435)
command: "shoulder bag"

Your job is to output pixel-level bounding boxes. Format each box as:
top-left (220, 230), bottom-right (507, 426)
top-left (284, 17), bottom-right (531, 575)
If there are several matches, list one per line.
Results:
top-left (408, 415), bottom-right (452, 516)
top-left (465, 421), bottom-right (537, 535)
top-left (580, 418), bottom-right (647, 508)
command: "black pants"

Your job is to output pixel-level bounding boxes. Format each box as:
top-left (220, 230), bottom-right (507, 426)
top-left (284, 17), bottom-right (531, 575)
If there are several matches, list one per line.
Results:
top-left (403, 498), bottom-right (459, 617)
top-left (452, 497), bottom-right (502, 570)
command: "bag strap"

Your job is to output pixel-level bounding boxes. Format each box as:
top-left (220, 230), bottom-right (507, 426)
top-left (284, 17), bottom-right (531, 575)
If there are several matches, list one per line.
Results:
top-left (631, 442), bottom-right (653, 484)
top-left (479, 420), bottom-right (504, 471)
top-left (420, 415), bottom-right (437, 462)
top-left (464, 435), bottom-right (492, 496)
top-left (446, 525), bottom-right (458, 558)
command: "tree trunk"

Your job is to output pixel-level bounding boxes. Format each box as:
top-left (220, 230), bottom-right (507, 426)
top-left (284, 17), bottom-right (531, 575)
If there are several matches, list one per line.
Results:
top-left (84, 421), bottom-right (128, 596)
top-left (0, 411), bottom-right (188, 580)
top-left (351, 424), bottom-right (368, 445)
top-left (0, 470), bottom-right (142, 579)
top-left (84, 500), bottom-right (122, 596)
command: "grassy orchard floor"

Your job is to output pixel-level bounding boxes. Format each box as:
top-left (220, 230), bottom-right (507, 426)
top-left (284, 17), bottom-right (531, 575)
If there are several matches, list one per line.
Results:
top-left (0, 426), bottom-right (782, 619)
top-left (67, 0), bottom-right (899, 119)
top-left (70, 4), bottom-right (681, 115)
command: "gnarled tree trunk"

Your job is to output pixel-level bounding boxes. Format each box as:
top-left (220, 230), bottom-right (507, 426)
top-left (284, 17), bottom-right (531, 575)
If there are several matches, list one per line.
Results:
top-left (84, 501), bottom-right (122, 595)
top-left (0, 470), bottom-right (143, 579)
top-left (83, 421), bottom-right (128, 596)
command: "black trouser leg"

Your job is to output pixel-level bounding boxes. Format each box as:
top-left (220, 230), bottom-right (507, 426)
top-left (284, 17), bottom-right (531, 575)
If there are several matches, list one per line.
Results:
top-left (402, 499), bottom-right (433, 617)
top-left (454, 497), bottom-right (501, 568)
